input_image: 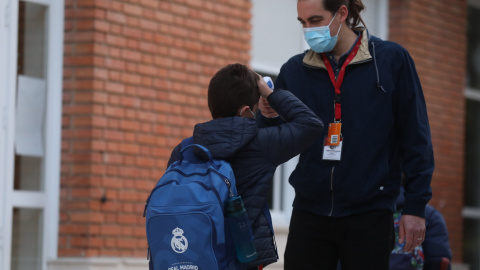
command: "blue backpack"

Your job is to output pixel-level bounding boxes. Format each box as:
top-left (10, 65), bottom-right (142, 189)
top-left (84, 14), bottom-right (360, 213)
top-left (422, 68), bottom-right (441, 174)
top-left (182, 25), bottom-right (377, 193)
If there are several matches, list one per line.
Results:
top-left (143, 137), bottom-right (238, 270)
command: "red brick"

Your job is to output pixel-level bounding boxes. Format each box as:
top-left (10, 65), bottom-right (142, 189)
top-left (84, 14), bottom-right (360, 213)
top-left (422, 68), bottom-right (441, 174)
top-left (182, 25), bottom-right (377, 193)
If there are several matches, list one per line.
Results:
top-left (123, 3), bottom-right (142, 17)
top-left (105, 34), bottom-right (126, 47)
top-left (69, 212), bottom-right (105, 224)
top-left (106, 10), bottom-right (126, 24)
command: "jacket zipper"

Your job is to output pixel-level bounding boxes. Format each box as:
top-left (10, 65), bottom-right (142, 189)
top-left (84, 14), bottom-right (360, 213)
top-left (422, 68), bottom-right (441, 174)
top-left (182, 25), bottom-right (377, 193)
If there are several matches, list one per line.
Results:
top-left (328, 166), bottom-right (335, 216)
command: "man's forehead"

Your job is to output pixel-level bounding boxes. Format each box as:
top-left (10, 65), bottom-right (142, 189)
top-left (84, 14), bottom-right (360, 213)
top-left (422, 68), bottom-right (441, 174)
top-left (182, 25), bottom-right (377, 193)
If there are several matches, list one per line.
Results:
top-left (297, 0), bottom-right (328, 19)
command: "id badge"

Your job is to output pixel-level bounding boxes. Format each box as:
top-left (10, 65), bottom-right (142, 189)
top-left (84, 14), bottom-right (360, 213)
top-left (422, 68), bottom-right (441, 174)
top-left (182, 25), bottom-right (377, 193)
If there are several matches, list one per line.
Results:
top-left (326, 123), bottom-right (341, 146)
top-left (323, 123), bottom-right (343, 161)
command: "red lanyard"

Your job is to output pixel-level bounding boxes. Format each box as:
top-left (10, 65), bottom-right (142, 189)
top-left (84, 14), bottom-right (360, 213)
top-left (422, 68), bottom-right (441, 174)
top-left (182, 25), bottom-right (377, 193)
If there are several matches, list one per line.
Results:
top-left (321, 34), bottom-right (362, 121)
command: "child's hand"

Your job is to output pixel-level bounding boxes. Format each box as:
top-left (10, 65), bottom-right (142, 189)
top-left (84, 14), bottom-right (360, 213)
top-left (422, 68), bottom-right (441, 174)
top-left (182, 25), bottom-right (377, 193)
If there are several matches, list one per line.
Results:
top-left (259, 96), bottom-right (279, 118)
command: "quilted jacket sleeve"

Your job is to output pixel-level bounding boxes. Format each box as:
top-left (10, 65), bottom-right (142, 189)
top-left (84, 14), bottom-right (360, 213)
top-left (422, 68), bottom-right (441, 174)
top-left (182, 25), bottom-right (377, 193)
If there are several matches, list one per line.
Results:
top-left (257, 89), bottom-right (324, 166)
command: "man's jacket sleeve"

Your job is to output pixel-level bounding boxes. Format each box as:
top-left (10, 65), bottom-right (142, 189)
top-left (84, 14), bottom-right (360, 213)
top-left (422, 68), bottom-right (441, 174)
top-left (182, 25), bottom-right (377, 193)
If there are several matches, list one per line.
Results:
top-left (395, 49), bottom-right (434, 217)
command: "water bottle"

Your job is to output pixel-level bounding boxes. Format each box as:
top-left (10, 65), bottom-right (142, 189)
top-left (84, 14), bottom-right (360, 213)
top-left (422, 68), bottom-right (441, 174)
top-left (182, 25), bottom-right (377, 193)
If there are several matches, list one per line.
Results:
top-left (263, 76), bottom-right (274, 90)
top-left (225, 196), bottom-right (257, 263)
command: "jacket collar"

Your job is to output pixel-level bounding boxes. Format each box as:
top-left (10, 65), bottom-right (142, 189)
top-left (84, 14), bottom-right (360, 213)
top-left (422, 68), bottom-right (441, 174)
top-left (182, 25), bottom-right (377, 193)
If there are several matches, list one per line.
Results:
top-left (303, 28), bottom-right (372, 69)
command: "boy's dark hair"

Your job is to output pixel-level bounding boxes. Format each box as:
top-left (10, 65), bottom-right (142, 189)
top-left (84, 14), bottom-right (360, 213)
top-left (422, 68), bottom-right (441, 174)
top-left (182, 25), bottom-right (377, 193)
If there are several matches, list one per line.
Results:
top-left (208, 63), bottom-right (260, 119)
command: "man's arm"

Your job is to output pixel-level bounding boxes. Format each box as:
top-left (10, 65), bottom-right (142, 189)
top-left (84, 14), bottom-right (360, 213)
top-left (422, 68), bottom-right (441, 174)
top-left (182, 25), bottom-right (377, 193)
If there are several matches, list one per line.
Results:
top-left (395, 48), bottom-right (434, 252)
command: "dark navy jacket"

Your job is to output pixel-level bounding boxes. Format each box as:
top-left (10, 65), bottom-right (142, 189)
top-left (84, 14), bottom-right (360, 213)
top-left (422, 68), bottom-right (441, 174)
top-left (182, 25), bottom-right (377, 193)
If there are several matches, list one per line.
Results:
top-left (262, 29), bottom-right (434, 218)
top-left (168, 90), bottom-right (323, 267)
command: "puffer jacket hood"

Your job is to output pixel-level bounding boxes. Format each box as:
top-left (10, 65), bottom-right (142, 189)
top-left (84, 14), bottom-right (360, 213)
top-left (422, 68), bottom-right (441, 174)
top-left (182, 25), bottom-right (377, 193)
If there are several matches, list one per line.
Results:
top-left (193, 117), bottom-right (258, 160)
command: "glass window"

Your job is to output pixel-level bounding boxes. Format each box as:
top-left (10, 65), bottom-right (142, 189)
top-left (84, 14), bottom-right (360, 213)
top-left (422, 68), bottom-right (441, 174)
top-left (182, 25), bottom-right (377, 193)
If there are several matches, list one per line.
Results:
top-left (10, 2), bottom-right (49, 269)
top-left (464, 99), bottom-right (480, 209)
top-left (463, 2), bottom-right (480, 269)
top-left (250, 0), bottom-right (306, 75)
top-left (464, 99), bottom-right (480, 270)
top-left (14, 1), bottom-right (48, 192)
top-left (467, 5), bottom-right (480, 89)
top-left (361, 0), bottom-right (389, 39)
top-left (10, 208), bottom-right (43, 270)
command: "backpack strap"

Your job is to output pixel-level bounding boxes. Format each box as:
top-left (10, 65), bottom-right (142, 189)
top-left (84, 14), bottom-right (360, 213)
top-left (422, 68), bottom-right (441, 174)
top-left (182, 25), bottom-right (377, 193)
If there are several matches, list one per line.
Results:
top-left (181, 136), bottom-right (194, 148)
top-left (181, 137), bottom-right (205, 163)
top-left (180, 137), bottom-right (215, 165)
top-left (180, 137), bottom-right (235, 198)
top-left (180, 136), bottom-right (196, 160)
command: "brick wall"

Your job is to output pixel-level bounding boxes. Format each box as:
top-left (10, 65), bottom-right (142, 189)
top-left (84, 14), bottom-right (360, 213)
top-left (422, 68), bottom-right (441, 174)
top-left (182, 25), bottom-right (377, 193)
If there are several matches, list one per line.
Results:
top-left (61, 0), bottom-right (251, 257)
top-left (389, 0), bottom-right (467, 262)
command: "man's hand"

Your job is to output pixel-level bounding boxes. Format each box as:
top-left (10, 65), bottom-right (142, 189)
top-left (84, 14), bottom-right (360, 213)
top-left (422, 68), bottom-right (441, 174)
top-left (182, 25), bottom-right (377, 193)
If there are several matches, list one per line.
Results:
top-left (398, 214), bottom-right (426, 252)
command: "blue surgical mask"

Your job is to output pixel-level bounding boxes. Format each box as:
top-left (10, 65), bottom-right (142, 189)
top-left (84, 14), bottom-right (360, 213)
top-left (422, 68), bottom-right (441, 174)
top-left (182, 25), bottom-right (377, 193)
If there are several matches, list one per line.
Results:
top-left (303, 12), bottom-right (342, 53)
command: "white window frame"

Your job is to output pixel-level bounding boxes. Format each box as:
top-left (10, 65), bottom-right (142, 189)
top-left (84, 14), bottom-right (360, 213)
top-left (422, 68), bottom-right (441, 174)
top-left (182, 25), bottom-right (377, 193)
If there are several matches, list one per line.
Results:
top-left (1, 0), bottom-right (64, 269)
top-left (250, 0), bottom-right (389, 227)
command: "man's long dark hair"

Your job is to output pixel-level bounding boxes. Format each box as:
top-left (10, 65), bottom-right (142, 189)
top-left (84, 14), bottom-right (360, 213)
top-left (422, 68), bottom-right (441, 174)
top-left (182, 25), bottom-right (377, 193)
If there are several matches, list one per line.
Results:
top-left (300, 0), bottom-right (367, 29)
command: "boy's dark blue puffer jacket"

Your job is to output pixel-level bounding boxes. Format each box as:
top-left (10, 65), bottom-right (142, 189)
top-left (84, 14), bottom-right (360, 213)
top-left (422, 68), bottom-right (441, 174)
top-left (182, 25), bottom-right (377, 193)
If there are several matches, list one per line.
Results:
top-left (168, 90), bottom-right (323, 268)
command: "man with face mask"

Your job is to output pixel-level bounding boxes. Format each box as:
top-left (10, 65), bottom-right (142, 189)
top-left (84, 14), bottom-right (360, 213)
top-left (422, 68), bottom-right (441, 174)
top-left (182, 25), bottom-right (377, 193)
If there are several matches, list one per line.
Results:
top-left (258, 0), bottom-right (434, 269)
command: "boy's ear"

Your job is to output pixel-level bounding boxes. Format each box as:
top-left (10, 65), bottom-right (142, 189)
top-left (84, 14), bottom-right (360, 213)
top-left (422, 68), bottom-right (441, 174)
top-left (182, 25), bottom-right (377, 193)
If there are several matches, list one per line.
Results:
top-left (237, 105), bottom-right (250, 118)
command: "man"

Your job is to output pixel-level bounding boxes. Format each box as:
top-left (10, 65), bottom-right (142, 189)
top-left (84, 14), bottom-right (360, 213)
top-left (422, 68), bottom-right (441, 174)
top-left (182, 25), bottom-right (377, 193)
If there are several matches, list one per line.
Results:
top-left (259, 0), bottom-right (434, 269)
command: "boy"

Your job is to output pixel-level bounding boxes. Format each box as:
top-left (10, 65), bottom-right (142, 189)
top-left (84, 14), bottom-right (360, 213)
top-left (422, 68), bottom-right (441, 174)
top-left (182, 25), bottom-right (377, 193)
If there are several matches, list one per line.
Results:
top-left (167, 63), bottom-right (323, 269)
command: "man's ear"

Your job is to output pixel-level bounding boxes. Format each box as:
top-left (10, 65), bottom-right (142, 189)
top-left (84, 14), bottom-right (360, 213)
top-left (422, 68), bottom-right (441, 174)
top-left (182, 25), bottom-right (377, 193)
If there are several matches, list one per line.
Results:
top-left (339, 5), bottom-right (349, 23)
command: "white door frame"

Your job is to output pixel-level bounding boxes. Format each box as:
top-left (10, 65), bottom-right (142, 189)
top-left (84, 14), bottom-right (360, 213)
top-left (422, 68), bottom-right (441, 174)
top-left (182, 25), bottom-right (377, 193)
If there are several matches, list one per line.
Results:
top-left (1, 0), bottom-right (20, 269)
top-left (1, 0), bottom-right (64, 269)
